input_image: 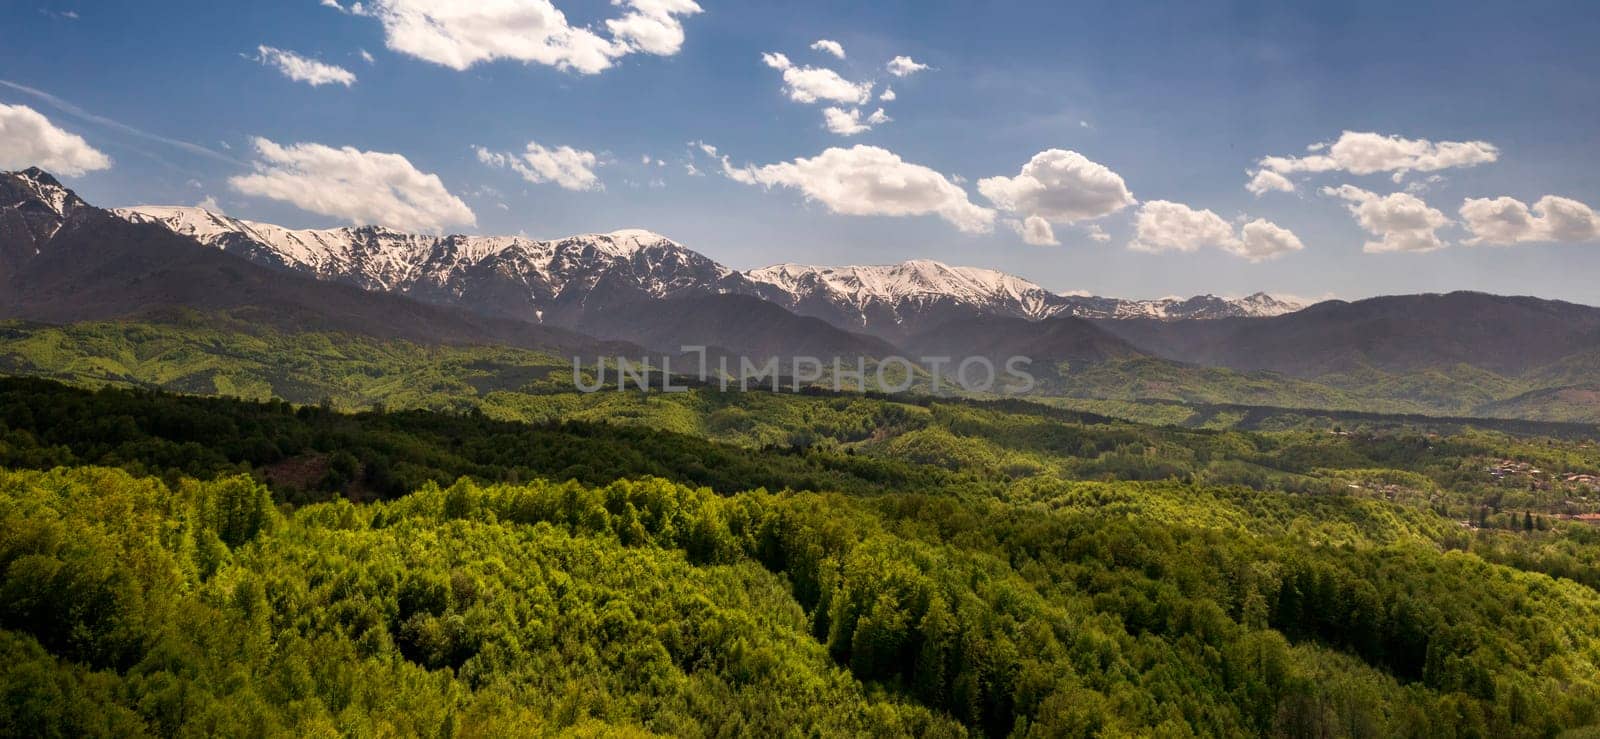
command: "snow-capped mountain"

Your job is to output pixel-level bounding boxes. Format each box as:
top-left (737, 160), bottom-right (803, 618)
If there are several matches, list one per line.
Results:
top-left (746, 261), bottom-right (1303, 341)
top-left (1, 168), bottom-right (92, 276)
top-left (116, 206), bottom-right (748, 325)
top-left (0, 169), bottom-right (610, 352)
top-left (1057, 292), bottom-right (1306, 321)
top-left (744, 260), bottom-right (1065, 340)
top-left (112, 202), bottom-right (1303, 342)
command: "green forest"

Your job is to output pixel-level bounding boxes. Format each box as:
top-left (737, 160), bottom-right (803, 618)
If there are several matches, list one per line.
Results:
top-left (6, 326), bottom-right (1600, 735)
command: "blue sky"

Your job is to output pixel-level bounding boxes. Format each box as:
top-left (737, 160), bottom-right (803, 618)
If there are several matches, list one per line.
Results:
top-left (3, 0), bottom-right (1599, 304)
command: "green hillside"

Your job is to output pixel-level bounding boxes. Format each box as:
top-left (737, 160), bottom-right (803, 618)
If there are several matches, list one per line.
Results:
top-left (7, 323), bottom-right (1600, 735)
top-left (6, 317), bottom-right (1600, 424)
top-left (6, 376), bottom-right (1600, 734)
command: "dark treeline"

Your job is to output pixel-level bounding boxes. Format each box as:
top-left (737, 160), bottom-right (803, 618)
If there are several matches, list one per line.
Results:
top-left (0, 377), bottom-right (968, 504)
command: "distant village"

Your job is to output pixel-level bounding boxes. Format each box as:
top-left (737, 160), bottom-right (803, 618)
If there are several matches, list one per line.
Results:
top-left (1484, 458), bottom-right (1600, 526)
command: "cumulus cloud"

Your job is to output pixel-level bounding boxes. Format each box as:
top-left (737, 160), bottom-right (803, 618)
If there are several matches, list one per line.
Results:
top-left (475, 141), bottom-right (601, 191)
top-left (1322, 184), bottom-right (1451, 253)
top-left (1128, 201), bottom-right (1303, 261)
top-left (606, 0), bottom-right (703, 56)
top-left (1128, 201), bottom-right (1237, 254)
top-left (1236, 219), bottom-right (1306, 260)
top-left (879, 87), bottom-right (896, 102)
top-left (254, 46), bottom-right (357, 87)
top-left (359, 0), bottom-right (702, 74)
top-left (978, 149), bottom-right (1136, 227)
top-left (822, 107), bottom-right (890, 136)
top-left (1460, 195), bottom-right (1600, 246)
top-left (762, 52), bottom-right (872, 104)
top-left (886, 55), bottom-right (928, 77)
top-left (1008, 216), bottom-right (1058, 246)
top-left (1246, 169), bottom-right (1295, 196)
top-left (0, 103), bottom-right (112, 176)
top-left (810, 39), bottom-right (845, 59)
top-left (1255, 131), bottom-right (1498, 188)
top-left (715, 144), bottom-right (994, 233)
top-left (229, 137), bottom-right (475, 232)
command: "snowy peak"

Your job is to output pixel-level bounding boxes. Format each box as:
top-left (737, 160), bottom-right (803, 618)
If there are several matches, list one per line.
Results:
top-left (110, 205), bottom-right (737, 322)
top-left (7, 167), bottom-right (85, 219)
top-left (589, 228), bottom-right (678, 253)
top-left (115, 205), bottom-right (249, 240)
top-left (1057, 292), bottom-right (1306, 321)
top-left (1, 168), bottom-right (95, 261)
top-left (1231, 292), bottom-right (1305, 318)
top-left (746, 259), bottom-right (1303, 324)
top-left (115, 206), bottom-right (492, 282)
top-left (748, 260), bottom-right (1056, 317)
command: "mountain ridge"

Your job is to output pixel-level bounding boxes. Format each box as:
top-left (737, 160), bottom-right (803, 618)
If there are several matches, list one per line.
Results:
top-left (0, 170), bottom-right (622, 353)
top-left (111, 199), bottom-right (1305, 341)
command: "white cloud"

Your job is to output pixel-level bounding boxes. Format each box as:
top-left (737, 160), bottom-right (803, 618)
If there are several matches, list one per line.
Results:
top-left (229, 137), bottom-right (475, 232)
top-left (360, 0), bottom-right (701, 74)
top-left (822, 108), bottom-right (868, 136)
top-left (1008, 216), bottom-right (1058, 246)
top-left (1460, 195), bottom-right (1600, 246)
top-left (886, 55), bottom-right (928, 77)
top-left (978, 149), bottom-right (1135, 225)
top-left (1128, 201), bottom-right (1238, 254)
top-left (197, 195), bottom-right (224, 214)
top-left (1246, 169), bottom-right (1295, 196)
top-left (1128, 201), bottom-right (1302, 261)
top-left (1085, 224), bottom-right (1110, 242)
top-left (810, 39), bottom-right (845, 59)
top-left (360, 49), bottom-right (376, 64)
top-left (476, 141), bottom-right (601, 191)
top-left (606, 0), bottom-right (703, 56)
top-left (1235, 218), bottom-right (1306, 260)
top-left (822, 107), bottom-right (891, 136)
top-left (879, 87), bottom-right (896, 102)
top-left (1259, 131), bottom-right (1498, 181)
top-left (762, 52), bottom-right (872, 105)
top-left (0, 103), bottom-right (112, 176)
top-left (716, 144), bottom-right (995, 233)
top-left (255, 46), bottom-right (357, 87)
top-left (1322, 184), bottom-right (1451, 253)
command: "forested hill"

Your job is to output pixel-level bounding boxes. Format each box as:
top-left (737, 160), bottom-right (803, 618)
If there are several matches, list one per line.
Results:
top-left (6, 376), bottom-right (1600, 734)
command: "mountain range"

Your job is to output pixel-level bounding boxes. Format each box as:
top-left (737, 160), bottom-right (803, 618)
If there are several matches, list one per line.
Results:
top-left (113, 200), bottom-right (1304, 343)
top-left (8, 167), bottom-right (1600, 421)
